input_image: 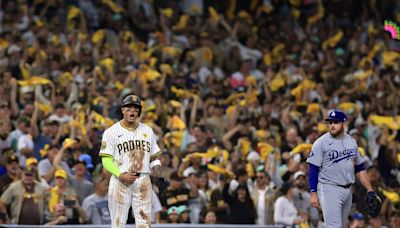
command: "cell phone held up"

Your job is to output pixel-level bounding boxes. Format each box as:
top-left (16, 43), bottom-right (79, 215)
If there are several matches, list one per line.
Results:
top-left (64, 199), bottom-right (76, 207)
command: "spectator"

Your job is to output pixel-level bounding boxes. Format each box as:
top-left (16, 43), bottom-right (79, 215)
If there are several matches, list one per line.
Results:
top-left (46, 169), bottom-right (84, 223)
top-left (183, 168), bottom-right (205, 224)
top-left (151, 189), bottom-right (163, 224)
top-left (292, 170), bottom-right (319, 226)
top-left (349, 212), bottom-right (366, 228)
top-left (202, 209), bottom-right (217, 224)
top-left (223, 183), bottom-right (256, 224)
top-left (389, 211), bottom-right (400, 228)
top-left (177, 205), bottom-right (191, 223)
top-left (167, 206), bottom-right (179, 223)
top-left (0, 120), bottom-right (12, 153)
top-left (274, 182), bottom-right (304, 226)
top-left (250, 169), bottom-right (277, 225)
top-left (0, 166), bottom-right (45, 224)
top-left (160, 172), bottom-right (194, 209)
top-left (37, 145), bottom-right (71, 186)
top-left (82, 176), bottom-right (111, 225)
top-left (368, 215), bottom-right (387, 228)
top-left (70, 160), bottom-right (94, 204)
top-left (0, 153), bottom-right (21, 195)
top-left (208, 188), bottom-right (229, 224)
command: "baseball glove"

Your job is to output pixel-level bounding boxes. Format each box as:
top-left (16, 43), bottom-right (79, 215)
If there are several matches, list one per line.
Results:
top-left (364, 191), bottom-right (382, 217)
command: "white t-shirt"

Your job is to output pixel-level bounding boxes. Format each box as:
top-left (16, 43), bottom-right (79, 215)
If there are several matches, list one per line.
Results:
top-left (17, 134), bottom-right (34, 167)
top-left (48, 114), bottom-right (72, 123)
top-left (151, 190), bottom-right (162, 223)
top-left (256, 187), bottom-right (267, 225)
top-left (274, 196), bottom-right (298, 225)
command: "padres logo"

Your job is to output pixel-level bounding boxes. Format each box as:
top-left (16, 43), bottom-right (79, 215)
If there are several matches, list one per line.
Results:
top-left (100, 141), bottom-right (107, 150)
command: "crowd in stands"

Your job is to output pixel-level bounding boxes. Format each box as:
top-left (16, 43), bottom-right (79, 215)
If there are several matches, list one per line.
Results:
top-left (0, 0), bottom-right (399, 227)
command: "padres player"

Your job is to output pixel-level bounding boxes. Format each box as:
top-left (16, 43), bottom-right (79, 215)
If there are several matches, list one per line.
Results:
top-left (306, 110), bottom-right (376, 227)
top-left (99, 94), bottom-right (161, 228)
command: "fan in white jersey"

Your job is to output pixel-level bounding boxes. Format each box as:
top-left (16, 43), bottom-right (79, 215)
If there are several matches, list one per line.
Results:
top-left (99, 94), bottom-right (161, 228)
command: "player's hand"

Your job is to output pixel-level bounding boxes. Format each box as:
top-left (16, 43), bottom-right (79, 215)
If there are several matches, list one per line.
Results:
top-left (310, 192), bottom-right (320, 208)
top-left (118, 172), bottom-right (137, 185)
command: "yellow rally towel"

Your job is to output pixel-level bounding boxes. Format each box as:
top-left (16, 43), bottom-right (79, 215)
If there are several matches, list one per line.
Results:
top-left (169, 115), bottom-right (186, 130)
top-left (240, 139), bottom-right (251, 159)
top-left (207, 164), bottom-right (235, 178)
top-left (307, 0), bottom-right (324, 24)
top-left (92, 29), bottom-right (106, 44)
top-left (67, 6), bottom-right (81, 30)
top-left (358, 147), bottom-right (366, 157)
top-left (268, 72), bottom-right (285, 92)
top-left (18, 76), bottom-right (52, 86)
top-left (246, 162), bottom-right (254, 177)
top-left (300, 221), bottom-right (310, 228)
top-left (208, 6), bottom-right (219, 22)
top-left (307, 103), bottom-right (320, 114)
top-left (369, 115), bottom-right (400, 130)
top-left (338, 102), bottom-right (358, 113)
top-left (160, 8), bottom-right (173, 18)
top-left (381, 188), bottom-right (400, 203)
top-left (35, 102), bottom-right (52, 115)
top-left (258, 142), bottom-right (274, 160)
top-left (63, 138), bottom-right (77, 149)
top-left (40, 144), bottom-right (50, 158)
top-left (322, 30), bottom-right (344, 50)
top-left (100, 58), bottom-right (114, 73)
top-left (172, 15), bottom-right (189, 30)
top-left (101, 0), bottom-right (124, 13)
top-left (48, 186), bottom-right (59, 213)
top-left (291, 144), bottom-right (312, 156)
top-left (382, 51), bottom-right (400, 66)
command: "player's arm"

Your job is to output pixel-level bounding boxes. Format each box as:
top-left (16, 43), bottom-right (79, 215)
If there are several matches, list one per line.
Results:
top-left (306, 140), bottom-right (323, 208)
top-left (99, 131), bottom-right (122, 178)
top-left (149, 132), bottom-right (162, 177)
top-left (101, 155), bottom-right (122, 177)
top-left (355, 163), bottom-right (373, 192)
top-left (354, 144), bottom-right (373, 192)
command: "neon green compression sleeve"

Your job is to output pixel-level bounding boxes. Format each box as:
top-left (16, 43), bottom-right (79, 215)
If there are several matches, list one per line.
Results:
top-left (101, 156), bottom-right (121, 177)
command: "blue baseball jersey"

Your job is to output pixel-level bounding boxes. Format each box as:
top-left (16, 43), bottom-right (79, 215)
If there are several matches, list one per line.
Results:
top-left (306, 132), bottom-right (364, 186)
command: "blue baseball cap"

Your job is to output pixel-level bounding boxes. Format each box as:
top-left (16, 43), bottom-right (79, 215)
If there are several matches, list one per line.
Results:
top-left (325, 110), bottom-right (347, 122)
top-left (351, 212), bottom-right (365, 220)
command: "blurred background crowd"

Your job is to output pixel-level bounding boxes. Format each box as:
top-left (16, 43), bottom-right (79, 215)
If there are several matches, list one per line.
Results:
top-left (0, 0), bottom-right (399, 227)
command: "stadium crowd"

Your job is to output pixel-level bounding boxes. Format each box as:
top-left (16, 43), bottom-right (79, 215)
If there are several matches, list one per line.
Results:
top-left (0, 0), bottom-right (399, 227)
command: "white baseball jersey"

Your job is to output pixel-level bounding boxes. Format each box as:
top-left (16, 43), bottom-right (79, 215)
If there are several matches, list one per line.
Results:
top-left (100, 121), bottom-right (160, 227)
top-left (99, 121), bottom-right (161, 174)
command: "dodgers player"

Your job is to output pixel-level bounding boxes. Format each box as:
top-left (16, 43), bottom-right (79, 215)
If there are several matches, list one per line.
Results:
top-left (306, 110), bottom-right (375, 227)
top-left (99, 94), bottom-right (162, 228)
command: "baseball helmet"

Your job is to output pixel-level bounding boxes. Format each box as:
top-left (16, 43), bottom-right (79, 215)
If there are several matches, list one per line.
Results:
top-left (325, 109), bottom-right (347, 122)
top-left (121, 94), bottom-right (142, 116)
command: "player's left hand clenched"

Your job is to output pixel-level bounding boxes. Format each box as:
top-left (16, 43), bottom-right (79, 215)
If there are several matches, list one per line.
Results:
top-left (310, 192), bottom-right (320, 208)
top-left (119, 172), bottom-right (137, 185)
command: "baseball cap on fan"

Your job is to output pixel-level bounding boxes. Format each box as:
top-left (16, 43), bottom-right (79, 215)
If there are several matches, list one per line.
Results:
top-left (325, 110), bottom-right (347, 122)
top-left (294, 171), bottom-right (306, 180)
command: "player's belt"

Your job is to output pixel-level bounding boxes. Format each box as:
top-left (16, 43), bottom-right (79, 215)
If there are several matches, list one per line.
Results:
top-left (337, 183), bottom-right (352, 188)
top-left (132, 172), bottom-right (149, 177)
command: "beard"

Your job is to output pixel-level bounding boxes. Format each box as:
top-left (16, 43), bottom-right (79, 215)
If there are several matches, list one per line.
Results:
top-left (329, 125), bottom-right (344, 137)
top-left (296, 183), bottom-right (306, 190)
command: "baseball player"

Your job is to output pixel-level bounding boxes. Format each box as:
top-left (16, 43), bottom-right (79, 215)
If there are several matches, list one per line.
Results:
top-left (306, 110), bottom-right (380, 227)
top-left (99, 94), bottom-right (162, 228)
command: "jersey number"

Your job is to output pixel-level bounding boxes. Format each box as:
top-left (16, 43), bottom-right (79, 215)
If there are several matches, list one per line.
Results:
top-left (129, 150), bottom-right (144, 172)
